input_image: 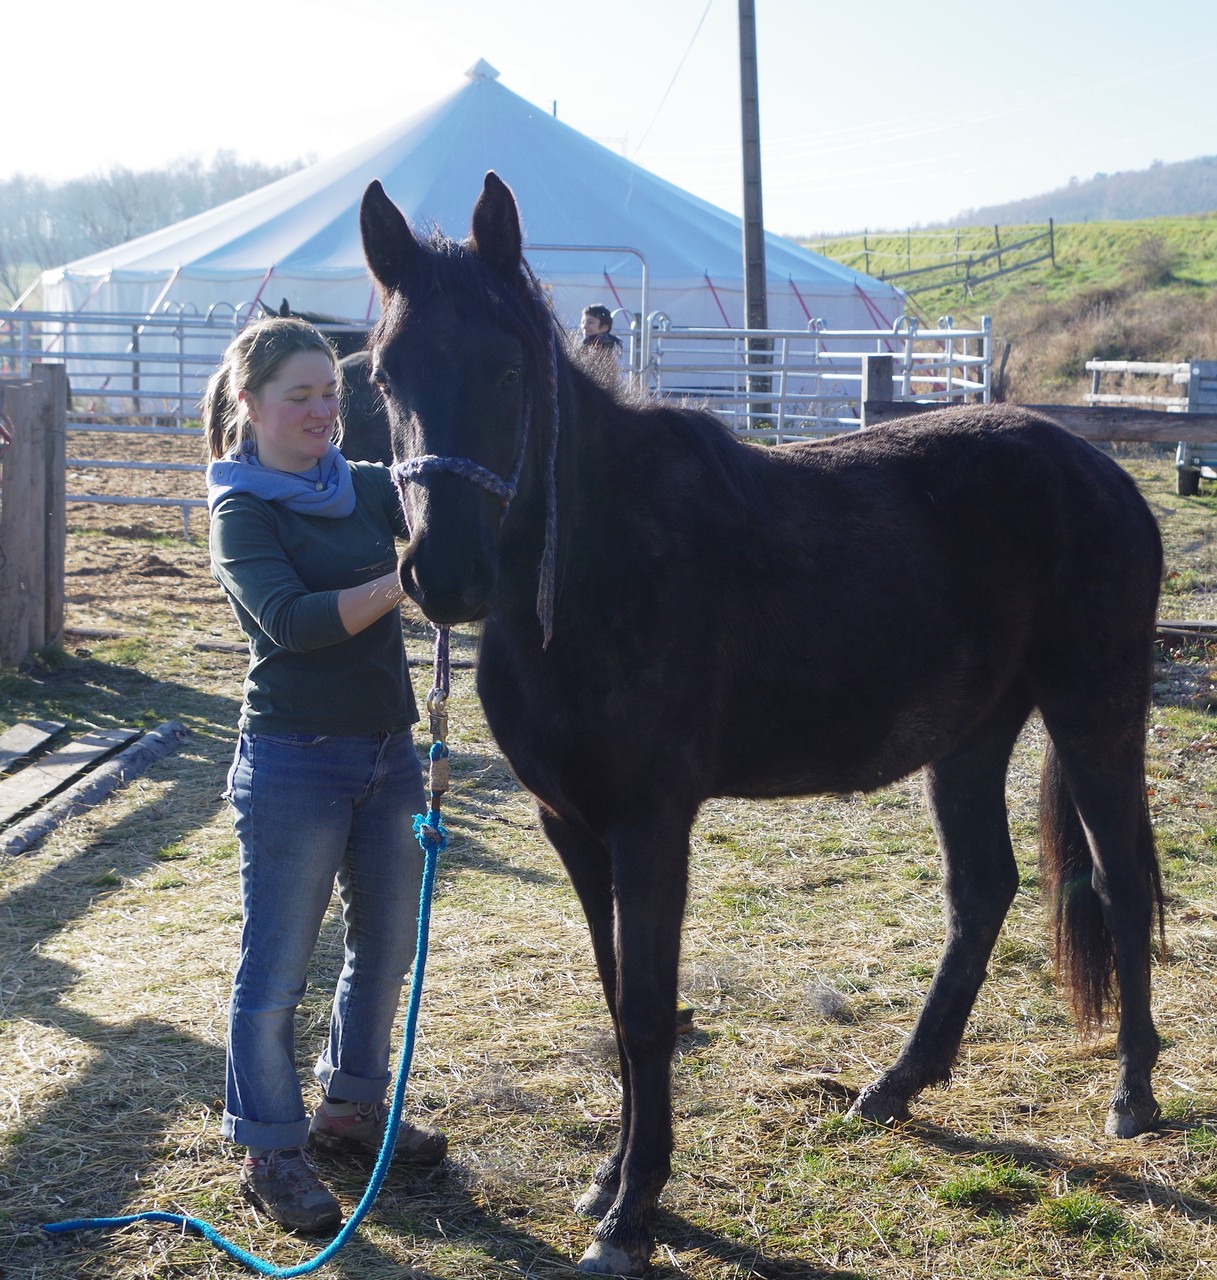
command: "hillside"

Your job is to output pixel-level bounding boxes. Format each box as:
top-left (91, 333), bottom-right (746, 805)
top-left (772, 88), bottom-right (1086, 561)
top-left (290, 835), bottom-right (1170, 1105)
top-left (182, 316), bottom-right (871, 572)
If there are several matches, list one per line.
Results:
top-left (810, 215), bottom-right (1217, 404)
top-left (951, 154), bottom-right (1217, 228)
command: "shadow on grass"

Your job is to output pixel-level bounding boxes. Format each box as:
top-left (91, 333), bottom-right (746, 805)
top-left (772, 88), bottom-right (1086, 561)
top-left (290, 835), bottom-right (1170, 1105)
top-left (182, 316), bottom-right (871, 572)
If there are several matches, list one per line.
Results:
top-left (892, 1113), bottom-right (1217, 1224)
top-left (0, 893), bottom-right (571, 1280)
top-left (313, 1152), bottom-right (869, 1280)
top-left (0, 653), bottom-right (584, 1278)
top-left (648, 1207), bottom-right (869, 1279)
top-left (0, 649), bottom-right (240, 756)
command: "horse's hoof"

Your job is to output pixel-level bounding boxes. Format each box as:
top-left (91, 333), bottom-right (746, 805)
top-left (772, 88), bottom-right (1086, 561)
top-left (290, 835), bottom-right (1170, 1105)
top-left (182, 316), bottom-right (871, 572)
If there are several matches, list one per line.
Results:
top-left (1105, 1097), bottom-right (1161, 1138)
top-left (847, 1083), bottom-right (912, 1127)
top-left (578, 1239), bottom-right (649, 1276)
top-left (574, 1182), bottom-right (617, 1219)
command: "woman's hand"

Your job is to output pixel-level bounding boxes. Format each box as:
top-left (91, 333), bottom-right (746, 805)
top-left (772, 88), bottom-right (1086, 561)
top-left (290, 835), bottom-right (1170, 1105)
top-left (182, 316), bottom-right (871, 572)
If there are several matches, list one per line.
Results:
top-left (336, 569), bottom-right (423, 635)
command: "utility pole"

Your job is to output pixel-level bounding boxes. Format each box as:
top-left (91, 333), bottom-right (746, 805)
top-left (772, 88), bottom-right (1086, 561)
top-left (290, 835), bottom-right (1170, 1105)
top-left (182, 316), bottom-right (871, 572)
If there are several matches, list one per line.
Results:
top-left (739, 0), bottom-right (767, 331)
top-left (738, 0), bottom-right (770, 431)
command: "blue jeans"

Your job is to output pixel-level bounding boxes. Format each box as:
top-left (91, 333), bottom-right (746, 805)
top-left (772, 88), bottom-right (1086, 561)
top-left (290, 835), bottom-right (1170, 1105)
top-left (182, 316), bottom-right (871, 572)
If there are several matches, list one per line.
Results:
top-left (220, 729), bottom-right (426, 1150)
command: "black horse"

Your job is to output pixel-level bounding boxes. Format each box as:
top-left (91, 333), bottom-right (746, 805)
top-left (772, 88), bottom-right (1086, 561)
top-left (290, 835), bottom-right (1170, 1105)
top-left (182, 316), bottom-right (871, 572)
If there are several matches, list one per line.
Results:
top-left (360, 173), bottom-right (1166, 1276)
top-left (263, 298), bottom-right (370, 360)
top-left (337, 349), bottom-right (391, 464)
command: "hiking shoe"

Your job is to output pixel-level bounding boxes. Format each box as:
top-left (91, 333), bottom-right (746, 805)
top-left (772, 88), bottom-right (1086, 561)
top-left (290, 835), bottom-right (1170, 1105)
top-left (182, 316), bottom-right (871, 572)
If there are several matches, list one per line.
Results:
top-left (238, 1147), bottom-right (341, 1235)
top-left (309, 1100), bottom-right (448, 1167)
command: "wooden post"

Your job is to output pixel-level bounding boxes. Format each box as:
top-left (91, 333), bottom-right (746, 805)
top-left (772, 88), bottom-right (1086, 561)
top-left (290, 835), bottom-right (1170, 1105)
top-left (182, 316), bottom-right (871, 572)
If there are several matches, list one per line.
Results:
top-left (36, 364), bottom-right (67, 645)
top-left (737, 0), bottom-right (771, 431)
top-left (24, 378), bottom-right (47, 653)
top-left (0, 366), bottom-right (66, 667)
top-left (0, 381), bottom-right (36, 666)
top-left (861, 354), bottom-right (894, 429)
top-left (994, 225), bottom-right (1003, 271)
top-left (1188, 360), bottom-right (1217, 413)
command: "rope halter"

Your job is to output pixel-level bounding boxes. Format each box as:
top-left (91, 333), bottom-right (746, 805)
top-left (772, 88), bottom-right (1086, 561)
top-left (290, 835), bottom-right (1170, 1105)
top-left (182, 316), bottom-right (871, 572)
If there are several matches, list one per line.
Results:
top-left (388, 326), bottom-right (560, 648)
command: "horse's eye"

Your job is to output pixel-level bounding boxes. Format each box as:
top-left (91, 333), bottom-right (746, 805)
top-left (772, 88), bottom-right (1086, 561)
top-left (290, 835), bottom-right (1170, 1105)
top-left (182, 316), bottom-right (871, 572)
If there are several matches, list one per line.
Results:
top-left (371, 365), bottom-right (390, 393)
top-left (500, 365), bottom-right (522, 387)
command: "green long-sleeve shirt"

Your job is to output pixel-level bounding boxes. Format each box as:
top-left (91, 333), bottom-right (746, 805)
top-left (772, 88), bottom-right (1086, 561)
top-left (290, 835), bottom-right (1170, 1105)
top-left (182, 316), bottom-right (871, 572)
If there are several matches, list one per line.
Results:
top-left (209, 462), bottom-right (419, 735)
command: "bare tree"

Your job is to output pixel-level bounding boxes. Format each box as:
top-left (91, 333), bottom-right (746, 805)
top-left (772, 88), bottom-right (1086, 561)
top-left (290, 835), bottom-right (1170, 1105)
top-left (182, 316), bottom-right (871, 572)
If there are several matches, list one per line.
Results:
top-left (0, 153), bottom-right (307, 305)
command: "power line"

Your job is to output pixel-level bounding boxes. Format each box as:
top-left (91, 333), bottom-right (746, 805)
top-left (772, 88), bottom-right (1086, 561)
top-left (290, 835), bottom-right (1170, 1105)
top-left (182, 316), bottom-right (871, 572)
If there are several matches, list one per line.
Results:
top-left (630, 0), bottom-right (715, 159)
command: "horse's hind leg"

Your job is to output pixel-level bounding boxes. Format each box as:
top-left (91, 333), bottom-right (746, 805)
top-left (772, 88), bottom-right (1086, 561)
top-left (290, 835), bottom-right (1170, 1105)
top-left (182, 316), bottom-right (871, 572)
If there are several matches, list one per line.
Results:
top-left (1039, 723), bottom-right (1162, 1137)
top-left (850, 692), bottom-right (1029, 1126)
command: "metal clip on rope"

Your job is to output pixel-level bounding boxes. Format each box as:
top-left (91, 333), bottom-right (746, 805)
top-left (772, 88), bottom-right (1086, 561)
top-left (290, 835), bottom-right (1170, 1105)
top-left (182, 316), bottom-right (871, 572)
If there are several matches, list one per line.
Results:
top-left (413, 625), bottom-right (452, 856)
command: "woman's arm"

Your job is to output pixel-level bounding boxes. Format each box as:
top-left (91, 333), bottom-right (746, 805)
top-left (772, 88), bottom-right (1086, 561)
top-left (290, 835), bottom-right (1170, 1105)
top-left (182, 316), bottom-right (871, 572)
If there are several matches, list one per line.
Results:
top-left (211, 476), bottom-right (423, 648)
top-left (336, 569), bottom-right (422, 636)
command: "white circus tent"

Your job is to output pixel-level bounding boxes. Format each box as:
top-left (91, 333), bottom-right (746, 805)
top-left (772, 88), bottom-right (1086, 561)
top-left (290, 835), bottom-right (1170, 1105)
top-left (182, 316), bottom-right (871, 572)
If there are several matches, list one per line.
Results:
top-left (34, 60), bottom-right (904, 336)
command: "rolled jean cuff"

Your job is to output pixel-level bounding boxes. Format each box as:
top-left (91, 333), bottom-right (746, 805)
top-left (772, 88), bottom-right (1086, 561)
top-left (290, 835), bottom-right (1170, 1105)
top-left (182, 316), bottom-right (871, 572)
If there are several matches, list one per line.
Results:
top-left (221, 1109), bottom-right (310, 1151)
top-left (313, 1057), bottom-right (390, 1105)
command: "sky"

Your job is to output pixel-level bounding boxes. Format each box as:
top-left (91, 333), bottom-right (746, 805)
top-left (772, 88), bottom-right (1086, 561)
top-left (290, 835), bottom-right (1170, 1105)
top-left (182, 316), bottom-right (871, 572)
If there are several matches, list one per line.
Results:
top-left (7, 0), bottom-right (1217, 237)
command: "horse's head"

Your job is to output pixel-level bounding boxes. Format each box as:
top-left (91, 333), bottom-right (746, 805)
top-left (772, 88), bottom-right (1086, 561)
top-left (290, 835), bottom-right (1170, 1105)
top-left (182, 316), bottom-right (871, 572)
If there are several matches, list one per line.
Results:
top-left (360, 173), bottom-right (553, 629)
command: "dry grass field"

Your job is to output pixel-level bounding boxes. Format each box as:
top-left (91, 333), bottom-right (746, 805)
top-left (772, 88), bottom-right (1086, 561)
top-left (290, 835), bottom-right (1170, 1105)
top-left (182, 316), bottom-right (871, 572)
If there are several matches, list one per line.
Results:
top-left (1, 435), bottom-right (1216, 1280)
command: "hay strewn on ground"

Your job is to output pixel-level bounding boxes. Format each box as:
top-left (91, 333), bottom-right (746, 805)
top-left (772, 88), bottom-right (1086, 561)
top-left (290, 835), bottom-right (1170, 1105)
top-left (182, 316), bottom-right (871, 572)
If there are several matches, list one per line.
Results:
top-left (1, 448), bottom-right (1215, 1280)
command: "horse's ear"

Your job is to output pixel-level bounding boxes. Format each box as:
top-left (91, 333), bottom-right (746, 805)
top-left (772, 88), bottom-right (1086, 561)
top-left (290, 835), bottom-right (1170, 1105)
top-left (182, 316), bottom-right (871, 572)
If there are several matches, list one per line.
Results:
top-left (278, 299), bottom-right (290, 317)
top-left (360, 180), bottom-right (423, 294)
top-left (469, 171), bottom-right (523, 282)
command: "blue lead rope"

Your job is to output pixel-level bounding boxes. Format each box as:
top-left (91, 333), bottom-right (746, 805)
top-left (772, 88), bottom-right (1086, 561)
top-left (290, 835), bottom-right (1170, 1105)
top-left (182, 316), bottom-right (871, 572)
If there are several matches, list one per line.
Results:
top-left (41, 627), bottom-right (455, 1275)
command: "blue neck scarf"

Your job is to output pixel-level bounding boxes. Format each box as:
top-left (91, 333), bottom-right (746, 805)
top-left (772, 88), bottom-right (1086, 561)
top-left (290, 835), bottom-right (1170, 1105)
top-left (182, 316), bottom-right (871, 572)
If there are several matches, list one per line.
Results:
top-left (206, 440), bottom-right (356, 517)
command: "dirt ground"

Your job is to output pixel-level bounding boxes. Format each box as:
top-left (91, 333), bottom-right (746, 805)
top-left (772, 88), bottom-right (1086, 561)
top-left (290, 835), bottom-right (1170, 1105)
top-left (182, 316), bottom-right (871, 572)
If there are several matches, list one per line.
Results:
top-left (63, 428), bottom-right (255, 645)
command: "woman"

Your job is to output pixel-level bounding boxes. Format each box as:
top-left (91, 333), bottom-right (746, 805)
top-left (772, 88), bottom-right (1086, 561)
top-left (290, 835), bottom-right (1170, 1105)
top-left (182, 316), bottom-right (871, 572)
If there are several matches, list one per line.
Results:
top-left (203, 317), bottom-right (445, 1236)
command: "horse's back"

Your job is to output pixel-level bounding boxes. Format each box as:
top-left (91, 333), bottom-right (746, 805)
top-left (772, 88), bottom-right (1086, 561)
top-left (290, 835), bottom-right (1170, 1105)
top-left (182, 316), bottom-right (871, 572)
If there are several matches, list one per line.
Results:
top-left (771, 405), bottom-right (1160, 597)
top-left (708, 405), bottom-right (1162, 796)
top-left (489, 399), bottom-right (1161, 809)
top-left (784, 404), bottom-right (1146, 514)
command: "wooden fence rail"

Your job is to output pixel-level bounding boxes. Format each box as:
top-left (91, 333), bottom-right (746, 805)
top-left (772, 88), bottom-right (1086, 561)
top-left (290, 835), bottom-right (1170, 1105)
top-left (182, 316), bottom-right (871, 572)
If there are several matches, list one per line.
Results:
top-left (819, 223), bottom-right (1056, 295)
top-left (879, 225), bottom-right (1055, 287)
top-left (0, 366), bottom-right (68, 667)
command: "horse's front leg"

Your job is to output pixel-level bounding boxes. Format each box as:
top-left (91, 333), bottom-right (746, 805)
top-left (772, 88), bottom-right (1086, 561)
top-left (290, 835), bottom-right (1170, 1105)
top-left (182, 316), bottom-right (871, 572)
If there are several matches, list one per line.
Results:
top-left (577, 814), bottom-right (691, 1278)
top-left (536, 807), bottom-right (631, 1219)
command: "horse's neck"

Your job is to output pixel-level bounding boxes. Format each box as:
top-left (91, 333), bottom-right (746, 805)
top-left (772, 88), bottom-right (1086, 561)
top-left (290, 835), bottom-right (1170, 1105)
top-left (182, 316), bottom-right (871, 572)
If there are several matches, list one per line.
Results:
top-left (494, 372), bottom-right (623, 615)
top-left (554, 374), bottom-right (641, 518)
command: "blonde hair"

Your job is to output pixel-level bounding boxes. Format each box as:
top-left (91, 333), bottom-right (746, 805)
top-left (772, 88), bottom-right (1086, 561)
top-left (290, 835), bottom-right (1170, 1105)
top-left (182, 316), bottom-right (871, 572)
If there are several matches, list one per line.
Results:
top-left (202, 317), bottom-right (344, 460)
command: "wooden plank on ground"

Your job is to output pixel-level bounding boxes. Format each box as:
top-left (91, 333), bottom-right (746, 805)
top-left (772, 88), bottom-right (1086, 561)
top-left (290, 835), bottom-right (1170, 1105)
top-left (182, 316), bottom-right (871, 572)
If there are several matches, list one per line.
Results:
top-left (0, 720), bottom-right (66, 774)
top-left (0, 727), bottom-right (141, 827)
top-left (3, 721), bottom-right (188, 858)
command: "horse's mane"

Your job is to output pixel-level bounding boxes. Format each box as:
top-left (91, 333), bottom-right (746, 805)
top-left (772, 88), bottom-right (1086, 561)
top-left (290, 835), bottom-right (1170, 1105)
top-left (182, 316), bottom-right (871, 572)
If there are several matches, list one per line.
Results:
top-left (571, 364), bottom-right (775, 523)
top-left (370, 229), bottom-right (771, 524)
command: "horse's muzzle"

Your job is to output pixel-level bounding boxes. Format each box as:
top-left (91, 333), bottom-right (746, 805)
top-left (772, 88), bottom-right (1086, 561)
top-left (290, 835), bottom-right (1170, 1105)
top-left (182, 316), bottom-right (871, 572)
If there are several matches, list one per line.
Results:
top-left (397, 541), bottom-right (494, 625)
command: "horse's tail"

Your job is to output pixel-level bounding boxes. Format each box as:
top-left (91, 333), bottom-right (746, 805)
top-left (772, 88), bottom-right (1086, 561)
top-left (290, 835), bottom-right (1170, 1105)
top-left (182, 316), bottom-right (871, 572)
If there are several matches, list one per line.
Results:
top-left (1038, 740), bottom-right (1164, 1032)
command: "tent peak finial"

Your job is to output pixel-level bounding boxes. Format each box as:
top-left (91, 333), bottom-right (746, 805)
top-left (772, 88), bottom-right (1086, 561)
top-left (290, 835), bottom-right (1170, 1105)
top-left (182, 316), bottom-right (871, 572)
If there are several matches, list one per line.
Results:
top-left (466, 59), bottom-right (500, 82)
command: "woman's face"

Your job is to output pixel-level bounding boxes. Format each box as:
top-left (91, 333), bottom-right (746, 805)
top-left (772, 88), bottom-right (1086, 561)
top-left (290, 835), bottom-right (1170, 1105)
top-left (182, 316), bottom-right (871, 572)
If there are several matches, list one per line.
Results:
top-left (241, 350), bottom-right (339, 473)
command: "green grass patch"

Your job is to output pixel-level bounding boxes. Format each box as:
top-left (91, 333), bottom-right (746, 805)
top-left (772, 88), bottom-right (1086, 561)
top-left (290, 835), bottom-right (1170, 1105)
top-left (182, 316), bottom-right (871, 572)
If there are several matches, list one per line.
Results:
top-left (1031, 1189), bottom-right (1134, 1244)
top-left (935, 1156), bottom-right (1041, 1213)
